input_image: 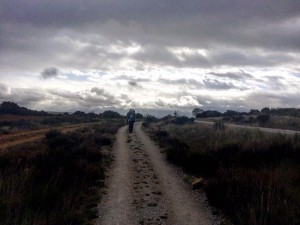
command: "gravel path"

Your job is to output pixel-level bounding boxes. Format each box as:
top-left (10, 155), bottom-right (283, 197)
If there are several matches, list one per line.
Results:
top-left (96, 123), bottom-right (217, 225)
top-left (196, 120), bottom-right (300, 135)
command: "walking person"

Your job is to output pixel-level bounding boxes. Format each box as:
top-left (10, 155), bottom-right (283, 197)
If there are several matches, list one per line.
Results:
top-left (127, 109), bottom-right (136, 133)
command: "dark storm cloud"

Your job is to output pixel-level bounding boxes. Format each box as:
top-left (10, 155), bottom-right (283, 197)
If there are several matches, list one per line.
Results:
top-left (203, 78), bottom-right (240, 90)
top-left (89, 87), bottom-right (122, 106)
top-left (41, 67), bottom-right (59, 79)
top-left (84, 94), bottom-right (121, 106)
top-left (132, 45), bottom-right (180, 67)
top-left (48, 89), bottom-right (84, 100)
top-left (2, 0), bottom-right (299, 32)
top-left (131, 46), bottom-right (211, 68)
top-left (127, 81), bottom-right (144, 90)
top-left (91, 87), bottom-right (105, 95)
top-left (155, 100), bottom-right (166, 107)
top-left (181, 54), bottom-right (210, 68)
top-left (13, 89), bottom-right (47, 105)
top-left (114, 75), bottom-right (151, 83)
top-left (195, 90), bottom-right (300, 112)
top-left (0, 83), bottom-right (124, 111)
top-left (210, 71), bottom-right (253, 80)
top-left (0, 85), bottom-right (48, 108)
top-left (47, 87), bottom-right (124, 110)
top-left (196, 95), bottom-right (247, 112)
top-left (128, 81), bottom-right (138, 87)
top-left (265, 76), bottom-right (286, 90)
top-left (159, 78), bottom-right (202, 87)
top-left (0, 83), bottom-right (9, 97)
top-left (1, 0), bottom-right (300, 71)
top-left (208, 49), bottom-right (298, 67)
top-left (246, 92), bottom-right (300, 109)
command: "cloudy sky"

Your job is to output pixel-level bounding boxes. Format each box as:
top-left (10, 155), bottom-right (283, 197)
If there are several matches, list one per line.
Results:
top-left (1, 0), bottom-right (300, 115)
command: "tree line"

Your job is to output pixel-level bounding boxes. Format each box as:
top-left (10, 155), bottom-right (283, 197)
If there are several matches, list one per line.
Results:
top-left (0, 101), bottom-right (49, 116)
top-left (0, 101), bottom-right (144, 119)
top-left (192, 107), bottom-right (300, 118)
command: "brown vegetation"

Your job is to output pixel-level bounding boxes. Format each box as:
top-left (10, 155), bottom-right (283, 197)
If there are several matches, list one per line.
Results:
top-left (0, 119), bottom-right (125, 225)
top-left (144, 121), bottom-right (300, 225)
top-left (0, 122), bottom-right (114, 149)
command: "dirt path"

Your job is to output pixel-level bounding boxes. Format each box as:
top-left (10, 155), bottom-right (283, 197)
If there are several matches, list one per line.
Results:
top-left (96, 123), bottom-right (217, 225)
top-left (0, 123), bottom-right (97, 149)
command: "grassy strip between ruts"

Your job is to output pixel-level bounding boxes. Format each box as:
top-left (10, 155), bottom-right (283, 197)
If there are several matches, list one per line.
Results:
top-left (143, 121), bottom-right (300, 225)
top-left (0, 119), bottom-right (125, 225)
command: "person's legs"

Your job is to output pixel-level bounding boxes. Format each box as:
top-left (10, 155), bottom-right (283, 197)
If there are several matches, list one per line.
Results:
top-left (129, 121), bottom-right (134, 133)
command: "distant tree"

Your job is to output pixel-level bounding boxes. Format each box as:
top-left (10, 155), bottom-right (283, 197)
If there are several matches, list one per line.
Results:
top-left (192, 108), bottom-right (204, 117)
top-left (144, 114), bottom-right (158, 122)
top-left (249, 109), bottom-right (260, 115)
top-left (87, 112), bottom-right (97, 117)
top-left (73, 111), bottom-right (86, 116)
top-left (174, 116), bottom-right (194, 125)
top-left (173, 111), bottom-right (179, 117)
top-left (196, 110), bottom-right (222, 118)
top-left (246, 116), bottom-right (255, 123)
top-left (223, 110), bottom-right (240, 117)
top-left (0, 101), bottom-right (26, 115)
top-left (0, 101), bottom-right (49, 116)
top-left (257, 114), bottom-right (270, 125)
top-left (136, 113), bottom-right (144, 120)
top-left (100, 110), bottom-right (122, 118)
top-left (261, 107), bottom-right (271, 114)
top-left (161, 114), bottom-right (173, 121)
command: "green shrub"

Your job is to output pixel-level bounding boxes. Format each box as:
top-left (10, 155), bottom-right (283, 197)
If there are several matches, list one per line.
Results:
top-left (173, 116), bottom-right (194, 125)
top-left (144, 114), bottom-right (158, 123)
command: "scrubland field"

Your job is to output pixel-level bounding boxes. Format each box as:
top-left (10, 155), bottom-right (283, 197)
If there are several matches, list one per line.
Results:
top-left (2, 101), bottom-right (300, 225)
top-left (0, 117), bottom-right (125, 225)
top-left (144, 118), bottom-right (300, 225)
top-left (207, 115), bottom-right (300, 131)
top-left (195, 108), bottom-right (300, 131)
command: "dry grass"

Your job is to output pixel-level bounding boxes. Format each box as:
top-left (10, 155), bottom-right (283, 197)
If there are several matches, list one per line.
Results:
top-left (0, 114), bottom-right (50, 122)
top-left (264, 115), bottom-right (300, 130)
top-left (0, 119), bottom-right (125, 225)
top-left (145, 121), bottom-right (300, 225)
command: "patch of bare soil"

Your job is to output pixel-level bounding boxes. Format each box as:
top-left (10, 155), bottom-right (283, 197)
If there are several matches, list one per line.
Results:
top-left (0, 123), bottom-right (97, 149)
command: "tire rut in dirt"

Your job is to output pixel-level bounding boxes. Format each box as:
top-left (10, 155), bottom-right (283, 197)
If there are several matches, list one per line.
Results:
top-left (128, 133), bottom-right (169, 225)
